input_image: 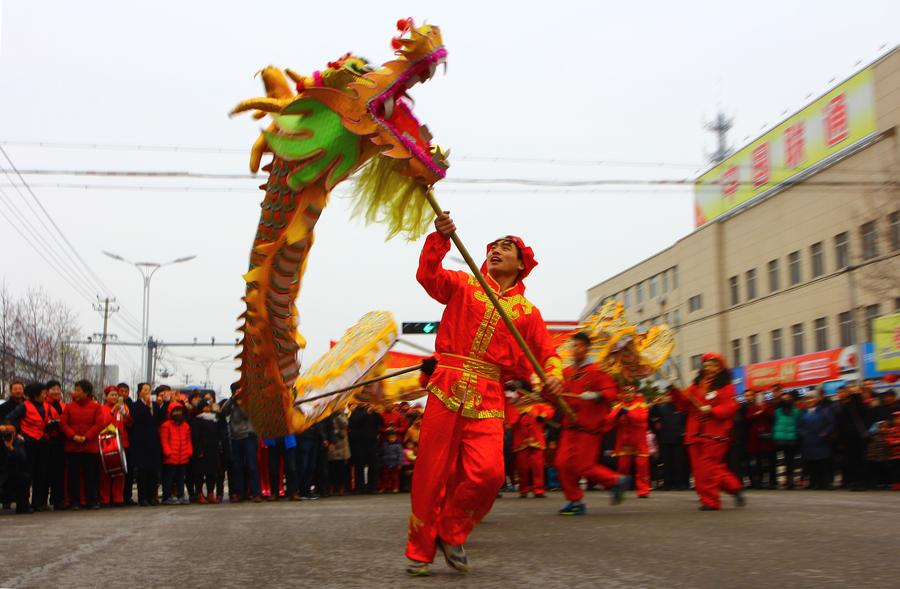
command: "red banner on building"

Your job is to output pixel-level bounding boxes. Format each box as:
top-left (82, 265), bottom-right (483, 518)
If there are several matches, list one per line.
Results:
top-left (744, 349), bottom-right (843, 389)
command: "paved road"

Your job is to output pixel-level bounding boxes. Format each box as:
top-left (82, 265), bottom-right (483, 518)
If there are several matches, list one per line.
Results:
top-left (2, 490), bottom-right (898, 589)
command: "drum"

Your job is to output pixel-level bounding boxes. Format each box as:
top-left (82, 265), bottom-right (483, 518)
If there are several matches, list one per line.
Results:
top-left (99, 429), bottom-right (128, 476)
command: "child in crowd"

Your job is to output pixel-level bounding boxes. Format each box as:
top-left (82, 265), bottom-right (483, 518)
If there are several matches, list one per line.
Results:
top-left (160, 403), bottom-right (192, 505)
top-left (380, 428), bottom-right (403, 494)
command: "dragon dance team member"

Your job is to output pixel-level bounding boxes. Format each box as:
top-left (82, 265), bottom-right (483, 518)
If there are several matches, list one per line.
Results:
top-left (505, 381), bottom-right (554, 498)
top-left (606, 385), bottom-right (651, 498)
top-left (552, 332), bottom-right (629, 516)
top-left (672, 353), bottom-right (746, 511)
top-left (406, 212), bottom-right (563, 576)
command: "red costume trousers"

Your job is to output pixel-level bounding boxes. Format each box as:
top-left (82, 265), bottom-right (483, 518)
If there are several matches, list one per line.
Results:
top-left (382, 466), bottom-right (401, 493)
top-left (515, 447), bottom-right (545, 495)
top-left (688, 440), bottom-right (741, 509)
top-left (617, 455), bottom-right (650, 497)
top-left (406, 399), bottom-right (504, 563)
top-left (557, 430), bottom-right (620, 502)
top-left (99, 469), bottom-right (124, 505)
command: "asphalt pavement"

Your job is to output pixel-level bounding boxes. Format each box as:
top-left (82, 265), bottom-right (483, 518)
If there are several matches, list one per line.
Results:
top-left (2, 489), bottom-right (898, 589)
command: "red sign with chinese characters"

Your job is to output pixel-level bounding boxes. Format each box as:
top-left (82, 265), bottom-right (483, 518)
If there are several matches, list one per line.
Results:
top-left (744, 348), bottom-right (842, 389)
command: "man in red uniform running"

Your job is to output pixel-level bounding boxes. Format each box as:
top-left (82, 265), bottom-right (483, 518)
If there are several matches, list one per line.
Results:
top-left (405, 212), bottom-right (563, 576)
top-left (553, 332), bottom-right (629, 516)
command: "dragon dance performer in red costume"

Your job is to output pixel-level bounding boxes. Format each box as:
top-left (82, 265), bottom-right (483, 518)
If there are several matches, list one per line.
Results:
top-left (672, 352), bottom-right (746, 511)
top-left (406, 212), bottom-right (563, 576)
top-left (505, 383), bottom-right (554, 498)
top-left (553, 332), bottom-right (629, 516)
top-left (606, 385), bottom-right (651, 497)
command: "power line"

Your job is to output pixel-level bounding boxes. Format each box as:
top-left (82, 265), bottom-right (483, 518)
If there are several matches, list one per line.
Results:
top-left (3, 167), bottom-right (893, 188)
top-left (0, 188), bottom-right (98, 304)
top-left (0, 139), bottom-right (703, 168)
top-left (0, 147), bottom-right (145, 338)
top-left (4, 182), bottom-right (693, 195)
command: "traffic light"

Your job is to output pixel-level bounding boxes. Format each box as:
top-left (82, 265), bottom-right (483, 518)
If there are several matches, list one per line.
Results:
top-left (402, 321), bottom-right (440, 334)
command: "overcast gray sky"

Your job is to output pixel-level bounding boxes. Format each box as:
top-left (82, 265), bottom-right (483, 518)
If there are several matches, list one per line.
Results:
top-left (1, 0), bottom-right (897, 392)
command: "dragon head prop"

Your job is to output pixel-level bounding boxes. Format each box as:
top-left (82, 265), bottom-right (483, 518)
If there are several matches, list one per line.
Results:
top-left (232, 18), bottom-right (449, 239)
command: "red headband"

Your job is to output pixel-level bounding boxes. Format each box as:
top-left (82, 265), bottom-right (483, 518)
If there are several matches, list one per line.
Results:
top-left (481, 235), bottom-right (538, 281)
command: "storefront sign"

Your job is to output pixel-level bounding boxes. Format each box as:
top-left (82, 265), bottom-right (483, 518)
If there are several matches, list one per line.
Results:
top-left (744, 348), bottom-right (842, 389)
top-left (873, 312), bottom-right (900, 372)
top-left (694, 67), bottom-right (877, 227)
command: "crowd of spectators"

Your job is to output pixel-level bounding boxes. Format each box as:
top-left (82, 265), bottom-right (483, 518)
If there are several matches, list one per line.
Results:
top-left (0, 379), bottom-right (423, 514)
top-left (0, 376), bottom-right (897, 515)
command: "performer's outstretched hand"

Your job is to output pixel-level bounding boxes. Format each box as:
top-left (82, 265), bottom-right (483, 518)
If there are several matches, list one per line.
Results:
top-left (435, 211), bottom-right (456, 237)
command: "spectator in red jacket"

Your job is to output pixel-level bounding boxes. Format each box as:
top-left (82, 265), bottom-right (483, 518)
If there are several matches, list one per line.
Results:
top-left (99, 386), bottom-right (132, 506)
top-left (60, 380), bottom-right (105, 509)
top-left (160, 403), bottom-right (193, 505)
top-left (7, 382), bottom-right (50, 511)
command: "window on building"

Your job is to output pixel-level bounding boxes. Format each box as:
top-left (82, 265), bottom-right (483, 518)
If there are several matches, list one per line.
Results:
top-left (636, 282), bottom-right (644, 304)
top-left (788, 251), bottom-right (802, 285)
top-left (729, 276), bottom-right (739, 307)
top-left (860, 221), bottom-right (878, 260)
top-left (810, 242), bottom-right (824, 278)
top-left (768, 259), bottom-right (780, 293)
top-left (865, 304), bottom-right (880, 341)
top-left (814, 317), bottom-right (828, 351)
top-left (649, 275), bottom-right (658, 299)
top-left (749, 334), bottom-right (760, 364)
top-left (673, 309), bottom-right (681, 328)
top-left (834, 231), bottom-right (850, 269)
top-left (672, 267), bottom-right (679, 289)
top-left (731, 339), bottom-right (742, 367)
top-left (838, 311), bottom-right (855, 347)
top-left (792, 323), bottom-right (805, 356)
top-left (746, 268), bottom-right (757, 301)
top-left (688, 295), bottom-right (702, 312)
top-left (662, 270), bottom-right (669, 293)
top-left (623, 288), bottom-right (632, 308)
top-left (771, 329), bottom-right (783, 360)
top-left (889, 210), bottom-right (900, 252)
top-left (690, 354), bottom-right (702, 372)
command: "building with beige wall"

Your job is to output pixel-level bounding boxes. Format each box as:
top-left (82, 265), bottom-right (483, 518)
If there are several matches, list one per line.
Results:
top-left (583, 48), bottom-right (900, 381)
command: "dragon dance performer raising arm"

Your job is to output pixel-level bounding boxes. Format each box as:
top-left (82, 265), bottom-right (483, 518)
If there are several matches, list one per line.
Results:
top-left (551, 332), bottom-right (630, 516)
top-left (406, 212), bottom-right (563, 577)
top-left (671, 352), bottom-right (746, 511)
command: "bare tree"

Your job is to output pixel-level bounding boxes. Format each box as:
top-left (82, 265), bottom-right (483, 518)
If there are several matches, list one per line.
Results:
top-left (0, 281), bottom-right (92, 391)
top-left (856, 161), bottom-right (900, 300)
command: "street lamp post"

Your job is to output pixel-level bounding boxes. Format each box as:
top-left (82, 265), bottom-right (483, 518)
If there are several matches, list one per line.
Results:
top-left (102, 251), bottom-right (196, 384)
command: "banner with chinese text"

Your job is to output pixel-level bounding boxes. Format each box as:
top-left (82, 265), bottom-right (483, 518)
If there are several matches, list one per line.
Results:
top-left (693, 68), bottom-right (876, 227)
top-left (744, 348), bottom-right (842, 389)
top-left (873, 312), bottom-right (900, 373)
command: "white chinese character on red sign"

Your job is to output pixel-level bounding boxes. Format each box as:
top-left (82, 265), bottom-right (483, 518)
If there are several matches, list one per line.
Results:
top-left (784, 121), bottom-right (805, 168)
top-left (824, 93), bottom-right (849, 147)
top-left (721, 166), bottom-right (739, 197)
top-left (751, 143), bottom-right (770, 188)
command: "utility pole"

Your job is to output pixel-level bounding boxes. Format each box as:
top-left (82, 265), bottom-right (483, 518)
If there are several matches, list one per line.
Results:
top-left (93, 296), bottom-right (118, 390)
top-left (705, 111), bottom-right (734, 164)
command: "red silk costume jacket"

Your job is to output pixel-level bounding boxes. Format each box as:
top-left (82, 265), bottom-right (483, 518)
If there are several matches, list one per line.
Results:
top-left (605, 397), bottom-right (650, 457)
top-left (674, 382), bottom-right (739, 443)
top-left (560, 362), bottom-right (619, 431)
top-left (507, 403), bottom-right (553, 452)
top-left (416, 233), bottom-right (562, 419)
